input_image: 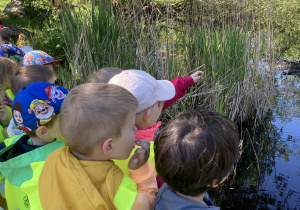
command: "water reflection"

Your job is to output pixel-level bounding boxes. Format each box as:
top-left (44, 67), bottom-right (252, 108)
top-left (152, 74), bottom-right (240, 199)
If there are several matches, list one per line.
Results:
top-left (210, 72), bottom-right (300, 209)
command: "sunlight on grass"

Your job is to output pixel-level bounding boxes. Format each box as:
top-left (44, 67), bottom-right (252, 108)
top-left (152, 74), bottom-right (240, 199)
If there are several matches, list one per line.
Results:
top-left (0, 0), bottom-right (10, 14)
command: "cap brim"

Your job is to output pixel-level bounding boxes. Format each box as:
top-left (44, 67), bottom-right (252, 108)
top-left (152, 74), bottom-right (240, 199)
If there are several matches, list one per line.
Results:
top-left (155, 80), bottom-right (176, 101)
top-left (43, 59), bottom-right (63, 65)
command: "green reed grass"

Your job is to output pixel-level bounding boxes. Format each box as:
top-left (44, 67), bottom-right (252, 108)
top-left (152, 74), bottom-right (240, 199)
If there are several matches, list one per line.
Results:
top-left (58, 0), bottom-right (274, 123)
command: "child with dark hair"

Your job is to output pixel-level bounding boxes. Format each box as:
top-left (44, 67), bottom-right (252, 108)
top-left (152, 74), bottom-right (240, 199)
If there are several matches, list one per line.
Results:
top-left (154, 109), bottom-right (241, 209)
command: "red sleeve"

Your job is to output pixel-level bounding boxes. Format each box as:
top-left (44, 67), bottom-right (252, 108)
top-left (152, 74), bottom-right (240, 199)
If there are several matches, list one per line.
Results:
top-left (162, 76), bottom-right (194, 111)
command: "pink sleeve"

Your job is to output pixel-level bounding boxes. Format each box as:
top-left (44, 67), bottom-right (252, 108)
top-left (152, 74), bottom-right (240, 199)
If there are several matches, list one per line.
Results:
top-left (162, 76), bottom-right (194, 111)
top-left (128, 162), bottom-right (158, 209)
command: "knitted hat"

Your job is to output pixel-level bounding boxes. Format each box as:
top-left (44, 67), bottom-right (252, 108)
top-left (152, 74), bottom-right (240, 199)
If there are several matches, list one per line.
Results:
top-left (12, 82), bottom-right (69, 132)
top-left (21, 50), bottom-right (62, 66)
top-left (0, 44), bottom-right (25, 63)
top-left (109, 70), bottom-right (175, 113)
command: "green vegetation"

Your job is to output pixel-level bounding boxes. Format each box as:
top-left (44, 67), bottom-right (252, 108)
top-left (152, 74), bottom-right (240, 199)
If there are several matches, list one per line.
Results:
top-left (0, 0), bottom-right (10, 14)
top-left (55, 1), bottom-right (273, 123)
top-left (2, 0), bottom-right (298, 121)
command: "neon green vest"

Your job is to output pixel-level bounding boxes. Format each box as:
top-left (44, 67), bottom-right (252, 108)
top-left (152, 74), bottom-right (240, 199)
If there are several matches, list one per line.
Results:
top-left (0, 135), bottom-right (65, 210)
top-left (114, 141), bottom-right (156, 176)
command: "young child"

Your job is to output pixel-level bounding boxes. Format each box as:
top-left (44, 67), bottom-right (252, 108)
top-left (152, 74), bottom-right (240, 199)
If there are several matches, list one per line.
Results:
top-left (38, 83), bottom-right (158, 209)
top-left (0, 82), bottom-right (69, 210)
top-left (154, 109), bottom-right (241, 209)
top-left (7, 64), bottom-right (55, 137)
top-left (11, 64), bottom-right (55, 96)
top-left (0, 57), bottom-right (17, 142)
top-left (108, 70), bottom-right (203, 186)
top-left (21, 50), bottom-right (62, 70)
top-left (89, 67), bottom-right (122, 83)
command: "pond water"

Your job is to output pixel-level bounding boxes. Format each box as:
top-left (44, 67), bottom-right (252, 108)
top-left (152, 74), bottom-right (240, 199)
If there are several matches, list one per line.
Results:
top-left (211, 71), bottom-right (300, 209)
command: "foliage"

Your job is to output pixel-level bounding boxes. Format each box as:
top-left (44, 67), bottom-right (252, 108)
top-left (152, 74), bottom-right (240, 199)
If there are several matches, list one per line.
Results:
top-left (0, 0), bottom-right (10, 14)
top-left (58, 0), bottom-right (274, 123)
top-left (20, 0), bottom-right (58, 19)
top-left (60, 1), bottom-right (138, 83)
top-left (30, 19), bottom-right (65, 59)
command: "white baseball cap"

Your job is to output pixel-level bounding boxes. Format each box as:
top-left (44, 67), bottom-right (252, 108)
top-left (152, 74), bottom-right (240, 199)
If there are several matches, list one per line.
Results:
top-left (109, 70), bottom-right (175, 113)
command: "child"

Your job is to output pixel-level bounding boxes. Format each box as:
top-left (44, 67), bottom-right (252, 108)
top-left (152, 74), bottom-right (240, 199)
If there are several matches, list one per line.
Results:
top-left (154, 109), bottom-right (241, 209)
top-left (0, 57), bottom-right (17, 142)
top-left (108, 70), bottom-right (203, 186)
top-left (21, 50), bottom-right (62, 70)
top-left (11, 64), bottom-right (55, 96)
top-left (89, 67), bottom-right (122, 83)
top-left (38, 83), bottom-right (158, 209)
top-left (7, 64), bottom-right (55, 137)
top-left (0, 82), bottom-right (69, 210)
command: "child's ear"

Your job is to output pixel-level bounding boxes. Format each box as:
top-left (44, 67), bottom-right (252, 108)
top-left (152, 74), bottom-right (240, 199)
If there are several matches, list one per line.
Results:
top-left (143, 108), bottom-right (152, 124)
top-left (35, 126), bottom-right (49, 138)
top-left (102, 138), bottom-right (113, 156)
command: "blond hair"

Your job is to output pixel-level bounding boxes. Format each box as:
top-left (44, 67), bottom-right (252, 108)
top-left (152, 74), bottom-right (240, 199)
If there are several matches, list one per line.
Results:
top-left (11, 65), bottom-right (54, 95)
top-left (0, 57), bottom-right (17, 86)
top-left (60, 83), bottom-right (138, 155)
top-left (89, 67), bottom-right (122, 83)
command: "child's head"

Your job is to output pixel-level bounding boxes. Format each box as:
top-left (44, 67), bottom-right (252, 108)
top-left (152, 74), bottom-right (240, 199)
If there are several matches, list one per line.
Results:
top-left (60, 83), bottom-right (138, 160)
top-left (108, 70), bottom-right (175, 129)
top-left (12, 82), bottom-right (69, 144)
top-left (89, 67), bottom-right (122, 83)
top-left (0, 57), bottom-right (17, 92)
top-left (21, 50), bottom-right (62, 70)
top-left (11, 64), bottom-right (55, 95)
top-left (154, 109), bottom-right (240, 196)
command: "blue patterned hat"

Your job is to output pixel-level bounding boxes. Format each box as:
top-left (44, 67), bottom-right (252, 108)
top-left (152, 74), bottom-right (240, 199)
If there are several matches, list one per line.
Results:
top-left (0, 44), bottom-right (25, 63)
top-left (12, 82), bottom-right (69, 132)
top-left (21, 50), bottom-right (62, 66)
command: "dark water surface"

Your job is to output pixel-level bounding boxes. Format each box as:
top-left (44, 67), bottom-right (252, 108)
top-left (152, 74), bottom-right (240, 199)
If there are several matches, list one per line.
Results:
top-left (211, 72), bottom-right (300, 209)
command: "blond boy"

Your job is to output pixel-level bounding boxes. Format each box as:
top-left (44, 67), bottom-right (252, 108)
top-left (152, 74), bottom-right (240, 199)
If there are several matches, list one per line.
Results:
top-left (38, 83), bottom-right (158, 209)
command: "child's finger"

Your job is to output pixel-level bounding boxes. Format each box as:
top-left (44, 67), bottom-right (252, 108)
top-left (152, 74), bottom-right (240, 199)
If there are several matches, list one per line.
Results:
top-left (135, 139), bottom-right (150, 148)
top-left (135, 139), bottom-right (150, 155)
top-left (193, 71), bottom-right (204, 76)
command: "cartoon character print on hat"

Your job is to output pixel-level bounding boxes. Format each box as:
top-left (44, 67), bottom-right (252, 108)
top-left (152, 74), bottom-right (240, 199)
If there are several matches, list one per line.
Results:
top-left (44, 84), bottom-right (66, 103)
top-left (12, 102), bottom-right (32, 132)
top-left (28, 99), bottom-right (55, 127)
top-left (12, 82), bottom-right (69, 132)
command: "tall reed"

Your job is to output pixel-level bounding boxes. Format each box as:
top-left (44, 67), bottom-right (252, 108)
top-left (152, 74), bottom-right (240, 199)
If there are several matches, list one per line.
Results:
top-left (59, 0), bottom-right (274, 123)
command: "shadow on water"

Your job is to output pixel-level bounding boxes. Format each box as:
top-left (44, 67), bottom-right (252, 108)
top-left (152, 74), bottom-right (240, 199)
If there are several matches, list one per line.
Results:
top-left (210, 71), bottom-right (300, 209)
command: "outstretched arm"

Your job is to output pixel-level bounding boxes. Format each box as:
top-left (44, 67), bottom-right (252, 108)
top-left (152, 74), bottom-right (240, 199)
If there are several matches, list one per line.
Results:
top-left (162, 71), bottom-right (204, 111)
